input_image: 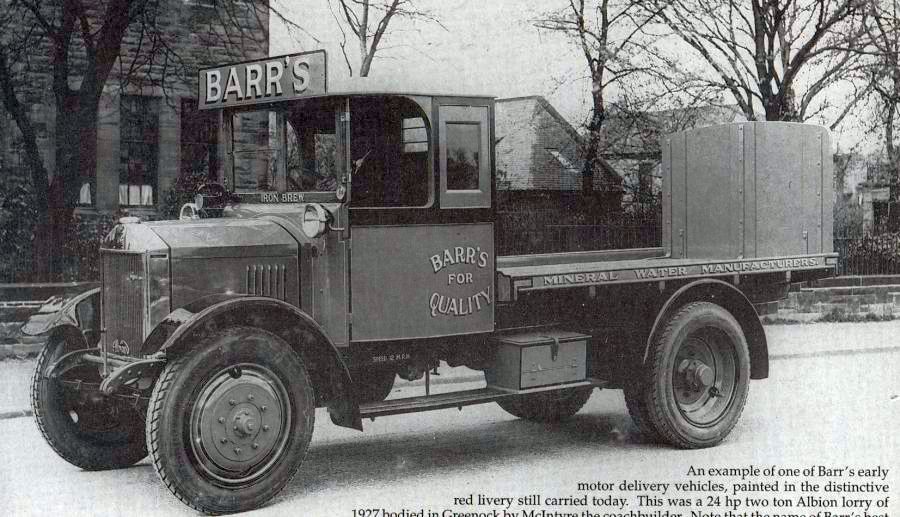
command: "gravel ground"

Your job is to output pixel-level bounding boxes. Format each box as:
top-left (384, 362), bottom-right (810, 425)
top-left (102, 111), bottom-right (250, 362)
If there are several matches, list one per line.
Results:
top-left (0, 358), bottom-right (34, 415)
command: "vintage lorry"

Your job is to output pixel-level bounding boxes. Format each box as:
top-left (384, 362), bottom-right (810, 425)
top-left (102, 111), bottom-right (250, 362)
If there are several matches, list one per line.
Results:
top-left (26, 50), bottom-right (836, 514)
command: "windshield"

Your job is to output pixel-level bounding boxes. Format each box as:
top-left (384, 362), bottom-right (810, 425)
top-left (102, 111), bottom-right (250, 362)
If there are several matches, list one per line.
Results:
top-left (225, 95), bottom-right (431, 206)
top-left (229, 97), bottom-right (343, 195)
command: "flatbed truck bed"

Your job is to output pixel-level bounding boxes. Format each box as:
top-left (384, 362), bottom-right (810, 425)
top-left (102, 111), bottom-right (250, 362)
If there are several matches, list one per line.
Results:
top-left (497, 250), bottom-right (836, 301)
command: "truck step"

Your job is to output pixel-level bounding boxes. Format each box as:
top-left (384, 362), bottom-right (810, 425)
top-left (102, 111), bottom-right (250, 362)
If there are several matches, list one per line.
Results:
top-left (359, 380), bottom-right (599, 419)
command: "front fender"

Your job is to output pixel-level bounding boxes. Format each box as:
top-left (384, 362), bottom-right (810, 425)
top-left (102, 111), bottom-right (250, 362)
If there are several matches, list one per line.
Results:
top-left (141, 293), bottom-right (245, 355)
top-left (21, 287), bottom-right (100, 344)
top-left (143, 295), bottom-right (361, 430)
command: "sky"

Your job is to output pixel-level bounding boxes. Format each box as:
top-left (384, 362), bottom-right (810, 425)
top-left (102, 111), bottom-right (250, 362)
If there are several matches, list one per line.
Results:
top-left (269, 1), bottom-right (870, 153)
top-left (270, 1), bottom-right (595, 126)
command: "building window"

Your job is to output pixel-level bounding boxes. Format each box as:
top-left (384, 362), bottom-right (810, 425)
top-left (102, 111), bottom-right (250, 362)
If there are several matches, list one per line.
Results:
top-left (637, 161), bottom-right (655, 197)
top-left (120, 95), bottom-right (159, 207)
top-left (180, 99), bottom-right (219, 181)
top-left (77, 180), bottom-right (94, 206)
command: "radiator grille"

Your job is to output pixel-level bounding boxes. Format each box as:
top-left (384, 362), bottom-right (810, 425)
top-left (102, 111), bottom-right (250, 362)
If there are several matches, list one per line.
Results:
top-left (246, 264), bottom-right (286, 300)
top-left (102, 252), bottom-right (146, 357)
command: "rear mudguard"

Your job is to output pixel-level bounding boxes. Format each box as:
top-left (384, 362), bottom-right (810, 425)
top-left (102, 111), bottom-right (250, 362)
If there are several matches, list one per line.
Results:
top-left (143, 294), bottom-right (361, 430)
top-left (644, 279), bottom-right (769, 380)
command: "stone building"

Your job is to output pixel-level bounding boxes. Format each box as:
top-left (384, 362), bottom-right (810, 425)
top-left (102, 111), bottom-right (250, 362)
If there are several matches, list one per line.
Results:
top-left (494, 96), bottom-right (629, 254)
top-left (0, 0), bottom-right (269, 217)
top-left (495, 95), bottom-right (620, 195)
top-left (598, 104), bottom-right (745, 206)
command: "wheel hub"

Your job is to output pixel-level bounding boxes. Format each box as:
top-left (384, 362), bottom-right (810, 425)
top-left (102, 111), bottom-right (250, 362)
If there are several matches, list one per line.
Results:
top-left (233, 409), bottom-right (259, 437)
top-left (678, 359), bottom-right (714, 391)
top-left (191, 365), bottom-right (289, 483)
top-left (672, 331), bottom-right (737, 427)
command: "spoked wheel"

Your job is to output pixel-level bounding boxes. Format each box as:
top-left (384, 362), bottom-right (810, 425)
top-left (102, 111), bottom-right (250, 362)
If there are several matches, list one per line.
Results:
top-left (147, 327), bottom-right (315, 514)
top-left (31, 334), bottom-right (147, 470)
top-left (631, 301), bottom-right (750, 448)
top-left (496, 387), bottom-right (593, 422)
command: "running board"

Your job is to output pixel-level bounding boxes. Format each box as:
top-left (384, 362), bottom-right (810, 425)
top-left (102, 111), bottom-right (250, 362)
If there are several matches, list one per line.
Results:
top-left (358, 380), bottom-right (602, 420)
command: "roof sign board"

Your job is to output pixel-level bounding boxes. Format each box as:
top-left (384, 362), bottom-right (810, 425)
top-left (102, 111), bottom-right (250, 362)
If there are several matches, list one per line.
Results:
top-left (198, 50), bottom-right (326, 110)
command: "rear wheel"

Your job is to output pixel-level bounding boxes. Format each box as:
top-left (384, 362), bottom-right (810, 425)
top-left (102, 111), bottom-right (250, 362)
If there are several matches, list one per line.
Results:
top-left (31, 334), bottom-right (147, 470)
top-left (623, 380), bottom-right (662, 442)
top-left (496, 387), bottom-right (593, 422)
top-left (633, 302), bottom-right (750, 448)
top-left (146, 327), bottom-right (315, 514)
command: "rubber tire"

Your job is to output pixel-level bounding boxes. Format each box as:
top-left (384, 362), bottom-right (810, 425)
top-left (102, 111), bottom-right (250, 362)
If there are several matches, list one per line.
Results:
top-left (496, 387), bottom-right (593, 422)
top-left (634, 301), bottom-right (750, 448)
top-left (146, 327), bottom-right (315, 514)
top-left (31, 335), bottom-right (147, 470)
top-left (351, 368), bottom-right (396, 403)
top-left (623, 380), bottom-right (663, 443)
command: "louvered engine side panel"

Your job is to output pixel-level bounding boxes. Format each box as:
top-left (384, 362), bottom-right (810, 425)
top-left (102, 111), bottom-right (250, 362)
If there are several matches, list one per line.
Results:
top-left (246, 264), bottom-right (286, 300)
top-left (101, 252), bottom-right (146, 357)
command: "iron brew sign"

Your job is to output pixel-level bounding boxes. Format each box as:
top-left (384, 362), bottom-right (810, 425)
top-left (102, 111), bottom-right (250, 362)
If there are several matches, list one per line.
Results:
top-left (198, 50), bottom-right (326, 110)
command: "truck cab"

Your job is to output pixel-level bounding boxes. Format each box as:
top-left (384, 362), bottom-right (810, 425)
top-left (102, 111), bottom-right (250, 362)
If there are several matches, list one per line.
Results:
top-left (178, 79), bottom-right (498, 349)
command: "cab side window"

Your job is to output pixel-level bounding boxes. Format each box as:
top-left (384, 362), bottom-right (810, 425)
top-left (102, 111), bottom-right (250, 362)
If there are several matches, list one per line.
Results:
top-left (439, 105), bottom-right (490, 209)
top-left (445, 123), bottom-right (480, 190)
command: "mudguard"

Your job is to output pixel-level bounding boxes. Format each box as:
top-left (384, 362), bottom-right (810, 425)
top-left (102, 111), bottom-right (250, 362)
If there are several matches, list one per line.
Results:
top-left (21, 287), bottom-right (100, 346)
top-left (645, 279), bottom-right (769, 380)
top-left (143, 294), bottom-right (362, 430)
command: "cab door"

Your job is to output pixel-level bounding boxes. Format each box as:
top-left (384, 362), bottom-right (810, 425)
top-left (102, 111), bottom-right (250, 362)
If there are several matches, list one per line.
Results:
top-left (349, 97), bottom-right (495, 342)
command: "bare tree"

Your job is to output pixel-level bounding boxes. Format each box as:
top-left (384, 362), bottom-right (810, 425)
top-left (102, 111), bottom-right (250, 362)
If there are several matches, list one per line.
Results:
top-left (534, 0), bottom-right (675, 195)
top-left (864, 0), bottom-right (900, 170)
top-left (0, 0), bottom-right (293, 279)
top-left (649, 0), bottom-right (867, 123)
top-left (327, 0), bottom-right (443, 77)
top-left (0, 0), bottom-right (146, 278)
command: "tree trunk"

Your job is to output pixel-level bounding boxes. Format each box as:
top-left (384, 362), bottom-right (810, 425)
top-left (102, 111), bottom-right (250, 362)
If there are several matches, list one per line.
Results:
top-left (583, 84), bottom-right (605, 195)
top-left (49, 95), bottom-right (100, 278)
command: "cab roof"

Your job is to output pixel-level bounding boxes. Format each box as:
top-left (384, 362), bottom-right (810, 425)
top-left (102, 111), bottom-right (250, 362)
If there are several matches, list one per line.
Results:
top-left (322, 77), bottom-right (495, 100)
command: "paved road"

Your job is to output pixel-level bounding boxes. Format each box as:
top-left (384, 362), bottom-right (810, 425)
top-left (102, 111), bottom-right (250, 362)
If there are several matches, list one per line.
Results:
top-left (1, 322), bottom-right (898, 517)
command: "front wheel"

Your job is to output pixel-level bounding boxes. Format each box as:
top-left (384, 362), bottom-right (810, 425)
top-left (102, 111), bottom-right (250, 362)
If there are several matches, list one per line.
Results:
top-left (146, 327), bottom-right (315, 514)
top-left (31, 334), bottom-right (147, 470)
top-left (634, 301), bottom-right (750, 448)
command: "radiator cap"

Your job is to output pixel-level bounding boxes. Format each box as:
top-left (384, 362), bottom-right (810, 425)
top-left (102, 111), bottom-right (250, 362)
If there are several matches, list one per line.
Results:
top-left (118, 216), bottom-right (141, 224)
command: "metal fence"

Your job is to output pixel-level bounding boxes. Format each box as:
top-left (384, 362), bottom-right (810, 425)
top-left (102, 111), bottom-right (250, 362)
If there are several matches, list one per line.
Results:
top-left (496, 209), bottom-right (661, 255)
top-left (0, 253), bottom-right (35, 284)
top-left (833, 236), bottom-right (900, 277)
